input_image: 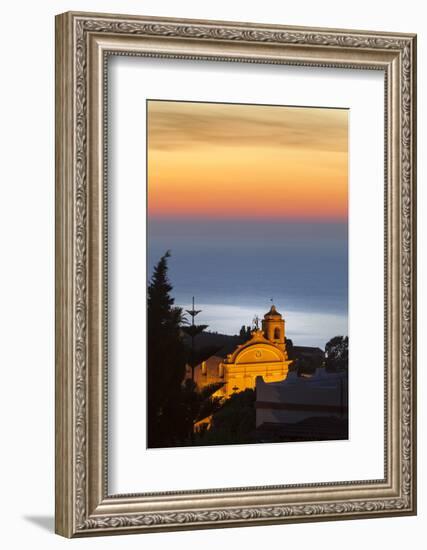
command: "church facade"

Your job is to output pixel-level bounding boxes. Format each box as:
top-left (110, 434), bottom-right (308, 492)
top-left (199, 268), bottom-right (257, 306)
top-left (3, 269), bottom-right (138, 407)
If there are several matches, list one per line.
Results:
top-left (191, 305), bottom-right (293, 398)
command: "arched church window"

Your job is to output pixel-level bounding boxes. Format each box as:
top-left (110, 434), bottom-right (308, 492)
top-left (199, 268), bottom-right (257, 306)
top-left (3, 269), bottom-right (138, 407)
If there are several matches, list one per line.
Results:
top-left (274, 327), bottom-right (281, 340)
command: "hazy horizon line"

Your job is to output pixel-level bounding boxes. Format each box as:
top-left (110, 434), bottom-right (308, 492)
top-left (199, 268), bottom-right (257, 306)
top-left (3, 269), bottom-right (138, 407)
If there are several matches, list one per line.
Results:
top-left (174, 302), bottom-right (348, 349)
top-left (148, 215), bottom-right (348, 223)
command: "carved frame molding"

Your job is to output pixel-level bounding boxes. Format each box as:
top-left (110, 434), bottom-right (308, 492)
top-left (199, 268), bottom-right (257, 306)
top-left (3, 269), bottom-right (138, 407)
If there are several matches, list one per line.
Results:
top-left (55, 11), bottom-right (416, 537)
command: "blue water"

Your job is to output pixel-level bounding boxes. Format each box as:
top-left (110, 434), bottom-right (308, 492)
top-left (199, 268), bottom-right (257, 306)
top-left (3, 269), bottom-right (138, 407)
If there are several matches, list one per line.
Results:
top-left (148, 219), bottom-right (348, 348)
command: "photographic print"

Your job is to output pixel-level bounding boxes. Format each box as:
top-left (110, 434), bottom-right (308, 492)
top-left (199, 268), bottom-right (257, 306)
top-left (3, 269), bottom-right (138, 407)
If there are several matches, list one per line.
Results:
top-left (147, 100), bottom-right (349, 449)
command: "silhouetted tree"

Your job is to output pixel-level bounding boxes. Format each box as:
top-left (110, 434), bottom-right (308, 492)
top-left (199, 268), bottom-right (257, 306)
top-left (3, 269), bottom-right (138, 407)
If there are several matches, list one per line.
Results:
top-left (147, 251), bottom-right (187, 447)
top-left (195, 389), bottom-right (256, 445)
top-left (325, 336), bottom-right (349, 372)
top-left (181, 297), bottom-right (208, 382)
top-left (239, 325), bottom-right (252, 342)
top-left (178, 380), bottom-right (224, 440)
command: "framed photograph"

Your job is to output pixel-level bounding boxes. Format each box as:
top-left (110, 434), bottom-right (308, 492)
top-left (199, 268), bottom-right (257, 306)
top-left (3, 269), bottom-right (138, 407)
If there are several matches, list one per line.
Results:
top-left (55, 11), bottom-right (417, 537)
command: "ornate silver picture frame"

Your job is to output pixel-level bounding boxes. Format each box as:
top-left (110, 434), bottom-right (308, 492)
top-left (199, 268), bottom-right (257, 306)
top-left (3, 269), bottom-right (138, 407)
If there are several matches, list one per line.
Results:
top-left (55, 11), bottom-right (417, 537)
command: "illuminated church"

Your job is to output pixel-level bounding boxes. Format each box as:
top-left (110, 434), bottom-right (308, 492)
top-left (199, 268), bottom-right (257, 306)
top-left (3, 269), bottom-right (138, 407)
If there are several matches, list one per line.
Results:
top-left (190, 305), bottom-right (293, 398)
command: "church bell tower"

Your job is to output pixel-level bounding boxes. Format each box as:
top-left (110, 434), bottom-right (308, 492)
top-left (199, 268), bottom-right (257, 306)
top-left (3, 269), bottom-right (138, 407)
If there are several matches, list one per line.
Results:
top-left (262, 304), bottom-right (287, 355)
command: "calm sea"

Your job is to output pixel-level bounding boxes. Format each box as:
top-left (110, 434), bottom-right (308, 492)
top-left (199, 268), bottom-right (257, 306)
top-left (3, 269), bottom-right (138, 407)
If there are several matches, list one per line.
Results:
top-left (148, 219), bottom-right (348, 349)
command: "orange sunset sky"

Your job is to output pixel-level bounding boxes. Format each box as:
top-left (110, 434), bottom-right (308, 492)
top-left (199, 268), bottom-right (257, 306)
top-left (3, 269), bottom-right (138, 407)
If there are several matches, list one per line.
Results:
top-left (147, 100), bottom-right (348, 220)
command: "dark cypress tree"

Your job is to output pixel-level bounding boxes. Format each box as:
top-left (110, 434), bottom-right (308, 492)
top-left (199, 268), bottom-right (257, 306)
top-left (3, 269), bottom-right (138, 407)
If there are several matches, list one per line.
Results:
top-left (239, 325), bottom-right (252, 342)
top-left (147, 251), bottom-right (187, 447)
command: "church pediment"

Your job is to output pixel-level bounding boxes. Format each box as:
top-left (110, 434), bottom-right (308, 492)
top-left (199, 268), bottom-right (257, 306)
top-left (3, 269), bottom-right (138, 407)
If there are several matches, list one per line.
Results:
top-left (224, 328), bottom-right (287, 365)
top-left (233, 343), bottom-right (285, 365)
